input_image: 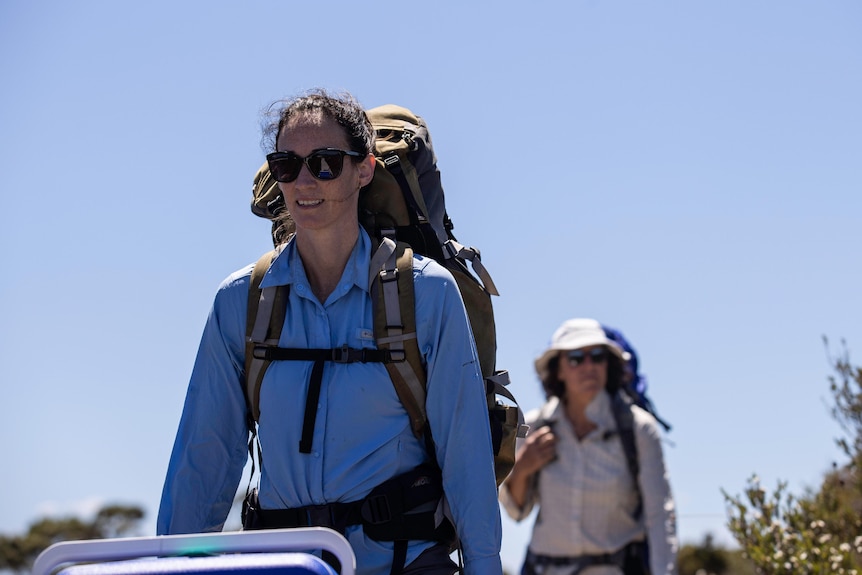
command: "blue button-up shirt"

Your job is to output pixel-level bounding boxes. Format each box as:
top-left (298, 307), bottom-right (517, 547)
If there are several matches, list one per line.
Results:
top-left (158, 230), bottom-right (502, 575)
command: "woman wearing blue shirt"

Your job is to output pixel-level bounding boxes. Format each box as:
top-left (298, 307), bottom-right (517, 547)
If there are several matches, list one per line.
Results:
top-left (157, 90), bottom-right (502, 575)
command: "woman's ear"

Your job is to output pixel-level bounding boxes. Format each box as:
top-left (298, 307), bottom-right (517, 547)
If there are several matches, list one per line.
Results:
top-left (358, 154), bottom-right (376, 186)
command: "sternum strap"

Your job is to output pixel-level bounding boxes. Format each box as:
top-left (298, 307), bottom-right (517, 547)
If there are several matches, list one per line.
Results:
top-left (255, 345), bottom-right (397, 454)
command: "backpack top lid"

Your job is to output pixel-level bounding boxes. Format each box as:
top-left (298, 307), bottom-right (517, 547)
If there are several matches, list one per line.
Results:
top-left (601, 326), bottom-right (645, 398)
top-left (602, 325), bottom-right (672, 432)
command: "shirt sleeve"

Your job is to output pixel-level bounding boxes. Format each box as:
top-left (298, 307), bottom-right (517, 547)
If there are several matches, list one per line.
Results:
top-left (498, 477), bottom-right (537, 522)
top-left (414, 257), bottom-right (503, 575)
top-left (633, 408), bottom-right (679, 575)
top-left (157, 269), bottom-right (252, 535)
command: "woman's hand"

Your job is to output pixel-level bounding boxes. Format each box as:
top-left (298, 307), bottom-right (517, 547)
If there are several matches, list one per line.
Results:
top-left (516, 425), bottom-right (558, 476)
top-left (501, 424), bottom-right (558, 509)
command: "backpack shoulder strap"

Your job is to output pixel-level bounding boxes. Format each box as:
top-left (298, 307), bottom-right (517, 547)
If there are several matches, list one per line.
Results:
top-left (611, 391), bottom-right (643, 519)
top-left (369, 237), bottom-right (428, 437)
top-left (244, 248), bottom-right (288, 423)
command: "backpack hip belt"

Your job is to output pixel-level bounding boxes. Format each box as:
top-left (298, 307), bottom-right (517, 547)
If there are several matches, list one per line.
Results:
top-left (242, 495), bottom-right (361, 533)
top-left (524, 541), bottom-right (649, 575)
top-left (241, 463), bottom-right (447, 544)
top-left (523, 548), bottom-right (626, 575)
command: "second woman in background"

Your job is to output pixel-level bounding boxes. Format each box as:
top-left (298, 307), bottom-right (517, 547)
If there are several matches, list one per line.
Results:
top-left (500, 318), bottom-right (678, 575)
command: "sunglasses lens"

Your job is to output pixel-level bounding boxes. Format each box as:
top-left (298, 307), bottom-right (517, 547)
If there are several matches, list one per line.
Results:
top-left (307, 150), bottom-right (344, 180)
top-left (268, 153), bottom-right (303, 183)
top-left (267, 149), bottom-right (356, 183)
top-left (567, 348), bottom-right (607, 366)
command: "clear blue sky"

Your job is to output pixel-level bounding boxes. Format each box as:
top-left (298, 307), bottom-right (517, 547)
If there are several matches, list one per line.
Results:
top-left (1, 1), bottom-right (860, 572)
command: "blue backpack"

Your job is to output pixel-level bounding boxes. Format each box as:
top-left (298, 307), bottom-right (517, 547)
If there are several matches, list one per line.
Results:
top-left (602, 326), bottom-right (671, 432)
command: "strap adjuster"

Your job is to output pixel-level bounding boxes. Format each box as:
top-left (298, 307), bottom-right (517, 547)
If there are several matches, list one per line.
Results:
top-left (383, 153), bottom-right (402, 171)
top-left (387, 349), bottom-right (406, 362)
top-left (379, 268), bottom-right (399, 283)
top-left (332, 344), bottom-right (357, 363)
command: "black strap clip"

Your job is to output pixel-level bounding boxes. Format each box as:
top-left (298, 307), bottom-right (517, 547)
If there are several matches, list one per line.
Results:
top-left (332, 344), bottom-right (363, 363)
top-left (382, 153), bottom-right (402, 172)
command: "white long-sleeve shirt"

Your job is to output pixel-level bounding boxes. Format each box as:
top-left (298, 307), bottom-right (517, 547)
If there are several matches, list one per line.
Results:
top-left (499, 393), bottom-right (678, 575)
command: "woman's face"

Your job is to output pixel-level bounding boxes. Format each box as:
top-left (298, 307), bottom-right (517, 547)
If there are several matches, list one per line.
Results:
top-left (275, 112), bottom-right (374, 235)
top-left (557, 345), bottom-right (609, 405)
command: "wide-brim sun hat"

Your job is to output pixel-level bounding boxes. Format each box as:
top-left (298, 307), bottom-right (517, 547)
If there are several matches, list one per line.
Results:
top-left (534, 318), bottom-right (627, 381)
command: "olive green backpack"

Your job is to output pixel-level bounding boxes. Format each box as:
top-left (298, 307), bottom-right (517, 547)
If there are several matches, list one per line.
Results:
top-left (245, 104), bottom-right (526, 485)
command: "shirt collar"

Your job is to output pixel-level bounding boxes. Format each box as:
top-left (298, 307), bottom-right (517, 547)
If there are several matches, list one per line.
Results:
top-left (258, 229), bottom-right (372, 294)
top-left (585, 389), bottom-right (617, 430)
top-left (542, 390), bottom-right (617, 434)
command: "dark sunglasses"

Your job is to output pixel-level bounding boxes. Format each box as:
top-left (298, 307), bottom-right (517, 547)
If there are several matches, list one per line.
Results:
top-left (566, 348), bottom-right (608, 367)
top-left (266, 148), bottom-right (364, 183)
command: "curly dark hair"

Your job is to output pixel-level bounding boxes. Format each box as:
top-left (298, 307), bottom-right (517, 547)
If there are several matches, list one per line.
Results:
top-left (261, 88), bottom-right (375, 156)
top-left (540, 347), bottom-right (626, 400)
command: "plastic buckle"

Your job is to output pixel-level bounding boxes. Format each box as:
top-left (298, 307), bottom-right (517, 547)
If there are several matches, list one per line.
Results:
top-left (383, 153), bottom-right (401, 171)
top-left (387, 349), bottom-right (406, 363)
top-left (379, 267), bottom-right (399, 283)
top-left (333, 344), bottom-right (352, 363)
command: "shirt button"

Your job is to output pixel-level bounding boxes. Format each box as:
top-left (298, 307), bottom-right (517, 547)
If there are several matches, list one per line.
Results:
top-left (313, 451), bottom-right (320, 458)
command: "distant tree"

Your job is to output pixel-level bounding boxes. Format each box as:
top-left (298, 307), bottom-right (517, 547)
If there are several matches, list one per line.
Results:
top-left (677, 533), bottom-right (756, 575)
top-left (825, 338), bottom-right (862, 541)
top-left (722, 340), bottom-right (862, 574)
top-left (0, 503), bottom-right (144, 573)
top-left (678, 533), bottom-right (729, 575)
top-left (679, 534), bottom-right (723, 575)
top-left (92, 504), bottom-right (145, 539)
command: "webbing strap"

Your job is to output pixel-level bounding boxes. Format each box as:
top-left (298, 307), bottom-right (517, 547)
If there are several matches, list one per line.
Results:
top-left (612, 393), bottom-right (643, 519)
top-left (382, 152), bottom-right (430, 226)
top-left (245, 285), bottom-right (281, 419)
top-left (299, 359), bottom-right (326, 454)
top-left (251, 286), bottom-right (279, 342)
top-left (252, 345), bottom-right (399, 454)
top-left (525, 548), bottom-right (625, 572)
top-left (487, 370), bottom-right (528, 439)
top-left (253, 345), bottom-right (393, 363)
top-left (245, 248), bottom-right (288, 423)
top-left (245, 499), bottom-right (363, 532)
top-left (369, 237), bottom-right (396, 287)
top-left (371, 241), bottom-right (428, 436)
top-left (243, 247), bottom-right (287, 497)
top-left (442, 239), bottom-right (499, 296)
top-left (390, 541), bottom-right (408, 575)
